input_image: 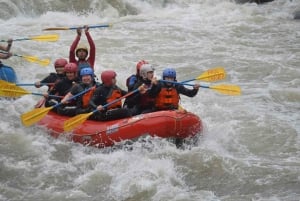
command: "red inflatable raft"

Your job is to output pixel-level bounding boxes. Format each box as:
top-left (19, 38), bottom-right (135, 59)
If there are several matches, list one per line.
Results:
top-left (37, 109), bottom-right (203, 148)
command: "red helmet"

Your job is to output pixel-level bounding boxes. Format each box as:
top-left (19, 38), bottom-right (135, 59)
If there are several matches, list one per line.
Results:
top-left (54, 58), bottom-right (68, 68)
top-left (136, 60), bottom-right (148, 75)
top-left (64, 63), bottom-right (78, 73)
top-left (101, 70), bottom-right (116, 86)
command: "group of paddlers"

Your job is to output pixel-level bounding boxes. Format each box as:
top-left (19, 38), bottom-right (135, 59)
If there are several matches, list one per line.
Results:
top-left (34, 26), bottom-right (200, 121)
top-left (2, 26), bottom-right (200, 122)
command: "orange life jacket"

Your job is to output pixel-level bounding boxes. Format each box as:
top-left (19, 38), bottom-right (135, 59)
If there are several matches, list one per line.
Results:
top-left (106, 88), bottom-right (123, 109)
top-left (82, 86), bottom-right (96, 108)
top-left (155, 87), bottom-right (180, 110)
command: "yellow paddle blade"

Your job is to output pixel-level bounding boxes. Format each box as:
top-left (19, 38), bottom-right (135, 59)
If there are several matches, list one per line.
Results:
top-left (0, 80), bottom-right (14, 86)
top-left (0, 85), bottom-right (30, 98)
top-left (64, 112), bottom-right (93, 132)
top-left (210, 84), bottom-right (241, 96)
top-left (22, 55), bottom-right (50, 66)
top-left (37, 59), bottom-right (51, 66)
top-left (42, 27), bottom-right (70, 31)
top-left (178, 105), bottom-right (187, 112)
top-left (21, 107), bottom-right (53, 127)
top-left (196, 67), bottom-right (226, 82)
top-left (22, 55), bottom-right (39, 62)
top-left (29, 34), bottom-right (59, 42)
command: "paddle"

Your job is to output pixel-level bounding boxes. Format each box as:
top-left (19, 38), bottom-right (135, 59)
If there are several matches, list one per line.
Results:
top-left (63, 88), bottom-right (140, 132)
top-left (0, 50), bottom-right (50, 66)
top-left (21, 87), bottom-right (94, 127)
top-left (15, 83), bottom-right (54, 86)
top-left (13, 54), bottom-right (50, 66)
top-left (0, 84), bottom-right (62, 98)
top-left (43, 24), bottom-right (112, 31)
top-left (1, 34), bottom-right (59, 42)
top-left (165, 68), bottom-right (227, 111)
top-left (160, 80), bottom-right (241, 96)
top-left (181, 67), bottom-right (226, 83)
top-left (0, 79), bottom-right (54, 87)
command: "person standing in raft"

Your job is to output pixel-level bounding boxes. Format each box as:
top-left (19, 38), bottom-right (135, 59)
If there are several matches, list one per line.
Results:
top-left (35, 58), bottom-right (68, 91)
top-left (58, 67), bottom-right (99, 117)
top-left (152, 67), bottom-right (200, 111)
top-left (125, 64), bottom-right (159, 115)
top-left (69, 25), bottom-right (96, 71)
top-left (89, 70), bottom-right (137, 121)
top-left (45, 62), bottom-right (80, 108)
top-left (0, 39), bottom-right (13, 59)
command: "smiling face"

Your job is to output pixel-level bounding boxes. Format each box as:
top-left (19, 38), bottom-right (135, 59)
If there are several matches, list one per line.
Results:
top-left (81, 74), bottom-right (92, 84)
top-left (55, 66), bottom-right (65, 75)
top-left (66, 72), bottom-right (77, 80)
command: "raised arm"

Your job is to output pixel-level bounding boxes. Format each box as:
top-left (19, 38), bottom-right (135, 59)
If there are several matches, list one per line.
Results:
top-left (85, 29), bottom-right (96, 69)
top-left (69, 29), bottom-right (81, 63)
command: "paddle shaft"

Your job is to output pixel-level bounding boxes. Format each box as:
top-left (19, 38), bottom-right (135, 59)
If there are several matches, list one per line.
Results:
top-left (55, 86), bottom-right (94, 107)
top-left (21, 86), bottom-right (94, 127)
top-left (180, 78), bottom-right (196, 83)
top-left (0, 51), bottom-right (28, 58)
top-left (160, 80), bottom-right (241, 95)
top-left (43, 24), bottom-right (110, 31)
top-left (0, 51), bottom-right (22, 57)
top-left (160, 80), bottom-right (205, 88)
top-left (69, 24), bottom-right (110, 30)
top-left (31, 93), bottom-right (62, 98)
top-left (91, 88), bottom-right (139, 114)
top-left (1, 38), bottom-right (31, 42)
top-left (13, 54), bottom-right (27, 58)
top-left (16, 83), bottom-right (54, 86)
top-left (0, 50), bottom-right (9, 54)
top-left (0, 80), bottom-right (53, 87)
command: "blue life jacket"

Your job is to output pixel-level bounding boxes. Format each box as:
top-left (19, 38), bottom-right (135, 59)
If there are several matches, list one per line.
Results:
top-left (126, 74), bottom-right (137, 89)
top-left (0, 62), bottom-right (17, 83)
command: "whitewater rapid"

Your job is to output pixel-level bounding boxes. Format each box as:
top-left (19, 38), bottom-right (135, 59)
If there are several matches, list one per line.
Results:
top-left (0, 0), bottom-right (299, 200)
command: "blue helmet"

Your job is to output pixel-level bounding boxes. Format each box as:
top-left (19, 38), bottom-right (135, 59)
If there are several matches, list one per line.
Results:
top-left (162, 68), bottom-right (176, 79)
top-left (80, 67), bottom-right (94, 76)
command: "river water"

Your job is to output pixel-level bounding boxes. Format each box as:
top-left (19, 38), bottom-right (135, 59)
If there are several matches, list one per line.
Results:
top-left (0, 0), bottom-right (299, 200)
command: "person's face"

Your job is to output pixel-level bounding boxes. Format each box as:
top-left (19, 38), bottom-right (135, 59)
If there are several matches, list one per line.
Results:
top-left (81, 75), bottom-right (92, 84)
top-left (66, 72), bottom-right (77, 80)
top-left (112, 77), bottom-right (116, 85)
top-left (55, 66), bottom-right (64, 75)
top-left (77, 49), bottom-right (87, 59)
top-left (164, 77), bottom-right (175, 81)
top-left (146, 71), bottom-right (154, 80)
top-left (164, 76), bottom-right (175, 85)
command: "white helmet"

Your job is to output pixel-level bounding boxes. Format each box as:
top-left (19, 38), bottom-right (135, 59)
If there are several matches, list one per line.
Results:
top-left (139, 64), bottom-right (155, 79)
